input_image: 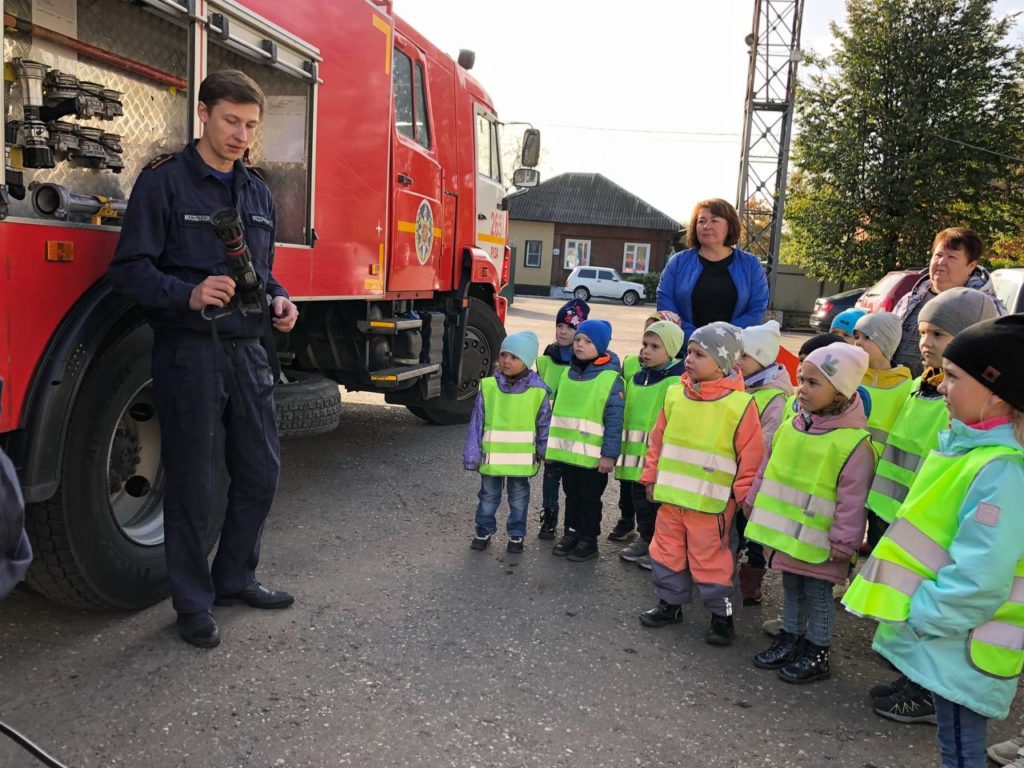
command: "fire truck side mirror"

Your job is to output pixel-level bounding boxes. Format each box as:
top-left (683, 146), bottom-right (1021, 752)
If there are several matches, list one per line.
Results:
top-left (520, 128), bottom-right (541, 168)
top-left (512, 168), bottom-right (540, 189)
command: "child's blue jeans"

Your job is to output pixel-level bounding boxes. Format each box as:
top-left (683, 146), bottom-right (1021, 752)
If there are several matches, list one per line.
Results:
top-left (475, 475), bottom-right (530, 538)
top-left (781, 572), bottom-right (835, 646)
top-left (932, 693), bottom-right (987, 768)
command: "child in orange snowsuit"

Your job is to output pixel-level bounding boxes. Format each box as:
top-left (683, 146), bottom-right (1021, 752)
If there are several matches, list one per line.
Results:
top-left (638, 321), bottom-right (765, 645)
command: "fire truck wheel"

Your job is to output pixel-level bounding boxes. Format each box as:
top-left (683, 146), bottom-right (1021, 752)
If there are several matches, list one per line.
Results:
top-left (24, 324), bottom-right (226, 610)
top-left (411, 298), bottom-right (505, 426)
top-left (274, 370), bottom-right (342, 439)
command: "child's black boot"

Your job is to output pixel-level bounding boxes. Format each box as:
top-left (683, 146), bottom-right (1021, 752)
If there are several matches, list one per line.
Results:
top-left (705, 614), bottom-right (735, 646)
top-left (639, 600), bottom-right (683, 627)
top-left (566, 535), bottom-right (598, 561)
top-left (552, 528), bottom-right (580, 556)
top-left (753, 630), bottom-right (804, 669)
top-left (538, 509), bottom-right (558, 540)
top-left (778, 641), bottom-right (830, 684)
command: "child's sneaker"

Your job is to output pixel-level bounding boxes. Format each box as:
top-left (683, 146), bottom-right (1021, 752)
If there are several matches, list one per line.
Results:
top-left (989, 731), bottom-right (1024, 766)
top-left (606, 518), bottom-right (636, 541)
top-left (619, 538), bottom-right (648, 562)
top-left (868, 674), bottom-right (908, 700)
top-left (635, 554), bottom-right (653, 570)
top-left (639, 600), bottom-right (682, 627)
top-left (872, 681), bottom-right (937, 724)
top-left (832, 578), bottom-right (850, 600)
top-left (470, 532), bottom-right (491, 551)
top-left (507, 537), bottom-right (524, 553)
top-left (762, 616), bottom-right (783, 637)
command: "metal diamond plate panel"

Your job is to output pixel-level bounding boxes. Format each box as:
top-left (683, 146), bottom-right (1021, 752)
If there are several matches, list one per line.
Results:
top-left (4, 0), bottom-right (190, 220)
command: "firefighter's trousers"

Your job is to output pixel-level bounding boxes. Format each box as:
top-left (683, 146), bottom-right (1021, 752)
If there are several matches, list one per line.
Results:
top-left (152, 337), bottom-right (280, 615)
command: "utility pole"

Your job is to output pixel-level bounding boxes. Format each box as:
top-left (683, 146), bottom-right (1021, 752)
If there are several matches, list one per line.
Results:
top-left (736, 0), bottom-right (805, 308)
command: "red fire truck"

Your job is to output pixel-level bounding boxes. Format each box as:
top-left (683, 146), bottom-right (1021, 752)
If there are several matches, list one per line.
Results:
top-left (0, 0), bottom-right (539, 609)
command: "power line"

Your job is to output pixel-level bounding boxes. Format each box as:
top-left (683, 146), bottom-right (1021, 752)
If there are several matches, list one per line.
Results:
top-left (928, 132), bottom-right (1024, 166)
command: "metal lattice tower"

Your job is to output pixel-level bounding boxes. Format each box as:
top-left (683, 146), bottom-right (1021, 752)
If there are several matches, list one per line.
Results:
top-left (736, 0), bottom-right (805, 305)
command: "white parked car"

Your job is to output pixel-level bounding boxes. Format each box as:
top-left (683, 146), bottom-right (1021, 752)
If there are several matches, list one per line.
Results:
top-left (565, 267), bottom-right (646, 306)
top-left (992, 268), bottom-right (1024, 314)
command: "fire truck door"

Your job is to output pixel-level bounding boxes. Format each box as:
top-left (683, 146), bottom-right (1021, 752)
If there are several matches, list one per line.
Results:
top-left (474, 107), bottom-right (508, 275)
top-left (388, 35), bottom-right (443, 292)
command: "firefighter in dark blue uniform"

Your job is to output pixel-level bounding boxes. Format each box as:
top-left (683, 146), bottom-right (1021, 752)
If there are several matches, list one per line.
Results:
top-left (108, 71), bottom-right (299, 648)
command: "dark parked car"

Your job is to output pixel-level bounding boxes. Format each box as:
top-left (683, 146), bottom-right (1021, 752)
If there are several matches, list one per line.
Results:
top-left (856, 269), bottom-right (923, 313)
top-left (810, 287), bottom-right (866, 332)
top-left (992, 268), bottom-right (1024, 314)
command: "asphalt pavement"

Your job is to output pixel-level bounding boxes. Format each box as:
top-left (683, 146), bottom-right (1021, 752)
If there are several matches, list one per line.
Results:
top-left (1, 297), bottom-right (1020, 767)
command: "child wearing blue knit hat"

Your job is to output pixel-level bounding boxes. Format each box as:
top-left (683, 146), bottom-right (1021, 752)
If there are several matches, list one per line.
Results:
top-left (830, 308), bottom-right (867, 342)
top-left (535, 299), bottom-right (591, 539)
top-left (463, 331), bottom-right (551, 553)
top-left (545, 318), bottom-right (624, 561)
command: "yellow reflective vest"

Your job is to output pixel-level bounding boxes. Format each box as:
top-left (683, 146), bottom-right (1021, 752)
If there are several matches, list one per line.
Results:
top-left (862, 378), bottom-right (914, 457)
top-left (546, 370), bottom-right (619, 469)
top-left (867, 381), bottom-right (948, 523)
top-left (536, 355), bottom-right (569, 398)
top-left (745, 420), bottom-right (870, 563)
top-left (653, 388), bottom-right (752, 514)
top-left (479, 377), bottom-right (546, 477)
top-left (844, 445), bottom-right (1024, 679)
top-left (615, 373), bottom-right (680, 482)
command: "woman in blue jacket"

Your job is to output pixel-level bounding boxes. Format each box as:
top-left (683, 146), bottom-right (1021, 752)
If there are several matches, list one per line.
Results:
top-left (656, 198), bottom-right (769, 339)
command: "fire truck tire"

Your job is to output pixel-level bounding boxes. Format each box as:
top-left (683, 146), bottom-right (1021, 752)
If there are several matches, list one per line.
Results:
top-left (274, 370), bottom-right (342, 438)
top-left (24, 324), bottom-right (226, 610)
top-left (411, 298), bottom-right (505, 426)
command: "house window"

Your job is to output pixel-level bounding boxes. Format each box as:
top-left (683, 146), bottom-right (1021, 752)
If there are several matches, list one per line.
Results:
top-left (623, 243), bottom-right (651, 274)
top-left (564, 239), bottom-right (591, 269)
top-left (524, 240), bottom-right (542, 268)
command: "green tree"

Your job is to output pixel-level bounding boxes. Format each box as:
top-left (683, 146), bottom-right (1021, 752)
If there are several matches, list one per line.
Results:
top-left (784, 0), bottom-right (1024, 284)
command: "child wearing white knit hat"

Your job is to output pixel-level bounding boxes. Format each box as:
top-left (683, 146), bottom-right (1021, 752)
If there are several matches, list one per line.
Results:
top-left (736, 320), bottom-right (795, 605)
top-left (742, 342), bottom-right (875, 684)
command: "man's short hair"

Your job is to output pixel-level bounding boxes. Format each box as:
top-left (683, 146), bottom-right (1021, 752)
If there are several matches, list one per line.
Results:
top-left (198, 70), bottom-right (266, 116)
top-left (687, 198), bottom-right (742, 249)
top-left (932, 227), bottom-right (983, 263)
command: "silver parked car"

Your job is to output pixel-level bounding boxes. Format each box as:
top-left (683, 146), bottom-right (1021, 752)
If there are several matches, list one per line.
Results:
top-left (564, 266), bottom-right (646, 306)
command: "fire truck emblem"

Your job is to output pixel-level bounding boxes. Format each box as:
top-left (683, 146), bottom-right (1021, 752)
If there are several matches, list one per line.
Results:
top-left (414, 200), bottom-right (434, 265)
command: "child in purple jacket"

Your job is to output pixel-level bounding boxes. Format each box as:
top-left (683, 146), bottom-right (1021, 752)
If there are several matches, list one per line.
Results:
top-left (464, 332), bottom-right (551, 553)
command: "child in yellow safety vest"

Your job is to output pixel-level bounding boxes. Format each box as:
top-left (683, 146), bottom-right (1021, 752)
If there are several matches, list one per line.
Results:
top-left (638, 321), bottom-right (764, 646)
top-left (859, 287), bottom-right (1002, 727)
top-left (614, 320), bottom-right (687, 569)
top-left (865, 288), bottom-right (999, 552)
top-left (464, 331), bottom-right (551, 553)
top-left (853, 312), bottom-right (914, 453)
top-left (535, 298), bottom-right (589, 540)
top-left (735, 319), bottom-right (794, 606)
top-left (546, 319), bottom-right (624, 562)
top-left (744, 342), bottom-right (875, 683)
top-left (843, 315), bottom-right (1024, 765)
top-left (609, 310), bottom-right (682, 546)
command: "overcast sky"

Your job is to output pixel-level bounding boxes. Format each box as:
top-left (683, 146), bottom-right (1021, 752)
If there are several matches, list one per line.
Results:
top-left (398, 1), bottom-right (1022, 225)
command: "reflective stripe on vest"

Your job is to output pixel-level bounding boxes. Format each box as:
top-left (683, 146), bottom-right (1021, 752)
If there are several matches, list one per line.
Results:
top-left (614, 376), bottom-right (680, 482)
top-left (545, 370), bottom-right (619, 469)
top-left (867, 387), bottom-right (948, 523)
top-left (479, 377), bottom-right (546, 477)
top-left (744, 420), bottom-right (869, 563)
top-left (843, 444), bottom-right (1024, 678)
top-left (752, 387), bottom-right (785, 417)
top-left (536, 356), bottom-right (569, 397)
top-left (970, 563), bottom-right (1024, 679)
top-left (653, 387), bottom-right (752, 514)
top-left (862, 378), bottom-right (914, 457)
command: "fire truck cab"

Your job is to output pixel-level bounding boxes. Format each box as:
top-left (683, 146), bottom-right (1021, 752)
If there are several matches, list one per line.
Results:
top-left (0, 0), bottom-right (538, 609)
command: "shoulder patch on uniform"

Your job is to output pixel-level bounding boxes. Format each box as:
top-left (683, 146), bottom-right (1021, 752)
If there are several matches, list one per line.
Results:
top-left (975, 502), bottom-right (1001, 527)
top-left (146, 153), bottom-right (175, 170)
